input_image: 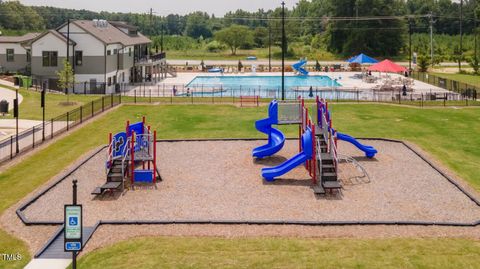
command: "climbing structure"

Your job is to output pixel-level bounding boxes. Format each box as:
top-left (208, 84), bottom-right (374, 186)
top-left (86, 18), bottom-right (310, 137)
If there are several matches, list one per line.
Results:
top-left (92, 117), bottom-right (161, 195)
top-left (254, 97), bottom-right (377, 195)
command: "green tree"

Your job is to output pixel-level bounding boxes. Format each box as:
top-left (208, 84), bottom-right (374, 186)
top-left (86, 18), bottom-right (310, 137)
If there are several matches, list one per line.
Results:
top-left (468, 56), bottom-right (480, 74)
top-left (0, 0), bottom-right (44, 30)
top-left (184, 12), bottom-right (212, 39)
top-left (326, 0), bottom-right (406, 57)
top-left (214, 25), bottom-right (254, 55)
top-left (253, 27), bottom-right (268, 48)
top-left (56, 60), bottom-right (75, 104)
top-left (417, 55), bottom-right (430, 72)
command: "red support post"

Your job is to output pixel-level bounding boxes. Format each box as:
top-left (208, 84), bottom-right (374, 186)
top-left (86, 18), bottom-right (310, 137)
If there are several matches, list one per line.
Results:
top-left (126, 120), bottom-right (130, 136)
top-left (312, 122), bottom-right (316, 184)
top-left (148, 126), bottom-right (151, 170)
top-left (131, 131), bottom-right (135, 185)
top-left (153, 130), bottom-right (157, 183)
top-left (108, 133), bottom-right (112, 168)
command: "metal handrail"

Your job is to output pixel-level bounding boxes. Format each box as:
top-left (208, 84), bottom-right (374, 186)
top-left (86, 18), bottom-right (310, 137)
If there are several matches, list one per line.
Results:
top-left (105, 139), bottom-right (115, 175)
top-left (337, 153), bottom-right (371, 183)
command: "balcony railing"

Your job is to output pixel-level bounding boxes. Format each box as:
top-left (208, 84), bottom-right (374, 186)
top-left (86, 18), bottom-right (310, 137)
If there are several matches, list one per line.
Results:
top-left (135, 52), bottom-right (166, 65)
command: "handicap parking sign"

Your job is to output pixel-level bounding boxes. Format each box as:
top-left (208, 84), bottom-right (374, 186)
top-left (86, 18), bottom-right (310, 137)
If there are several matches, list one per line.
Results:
top-left (64, 205), bottom-right (82, 240)
top-left (69, 217), bottom-right (78, 226)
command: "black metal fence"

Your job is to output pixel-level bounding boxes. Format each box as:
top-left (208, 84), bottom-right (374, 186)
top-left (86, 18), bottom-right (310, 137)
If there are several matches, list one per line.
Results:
top-left (119, 85), bottom-right (479, 108)
top-left (0, 94), bottom-right (121, 165)
top-left (411, 71), bottom-right (478, 98)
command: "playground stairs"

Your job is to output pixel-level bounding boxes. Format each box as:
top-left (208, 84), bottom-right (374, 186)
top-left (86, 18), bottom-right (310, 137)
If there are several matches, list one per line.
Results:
top-left (91, 159), bottom-right (126, 195)
top-left (314, 134), bottom-right (341, 194)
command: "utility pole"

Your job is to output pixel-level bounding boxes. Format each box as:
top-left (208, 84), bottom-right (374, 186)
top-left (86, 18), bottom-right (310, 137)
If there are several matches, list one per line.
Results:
top-left (429, 12), bottom-right (434, 67)
top-left (409, 17), bottom-right (412, 71)
top-left (459, 0), bottom-right (464, 72)
top-left (66, 18), bottom-right (70, 96)
top-left (268, 23), bottom-right (272, 72)
top-left (475, 0), bottom-right (478, 60)
top-left (281, 1), bottom-right (286, 101)
top-left (161, 22), bottom-right (164, 53)
top-left (150, 8), bottom-right (153, 28)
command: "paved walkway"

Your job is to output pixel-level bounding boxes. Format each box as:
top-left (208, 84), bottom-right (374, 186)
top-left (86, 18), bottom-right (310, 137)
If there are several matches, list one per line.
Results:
top-left (24, 259), bottom-right (71, 269)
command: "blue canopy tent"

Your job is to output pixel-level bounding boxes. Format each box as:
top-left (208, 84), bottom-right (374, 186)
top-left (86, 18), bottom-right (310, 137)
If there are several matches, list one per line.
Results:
top-left (347, 53), bottom-right (378, 64)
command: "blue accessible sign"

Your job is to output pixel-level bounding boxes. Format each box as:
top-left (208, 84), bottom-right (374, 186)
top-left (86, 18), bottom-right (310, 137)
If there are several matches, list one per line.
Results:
top-left (64, 205), bottom-right (83, 252)
top-left (65, 242), bottom-right (82, 251)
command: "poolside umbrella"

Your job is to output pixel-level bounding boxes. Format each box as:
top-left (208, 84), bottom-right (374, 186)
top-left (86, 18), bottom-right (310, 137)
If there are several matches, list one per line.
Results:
top-left (368, 59), bottom-right (406, 73)
top-left (347, 53), bottom-right (378, 64)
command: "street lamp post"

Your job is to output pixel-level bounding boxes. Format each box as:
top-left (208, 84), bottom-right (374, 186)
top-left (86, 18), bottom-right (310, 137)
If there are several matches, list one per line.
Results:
top-left (281, 1), bottom-right (286, 101)
top-left (268, 23), bottom-right (272, 72)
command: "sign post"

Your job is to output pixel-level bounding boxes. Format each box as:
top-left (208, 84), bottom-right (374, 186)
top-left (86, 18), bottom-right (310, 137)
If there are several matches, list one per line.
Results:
top-left (64, 180), bottom-right (82, 269)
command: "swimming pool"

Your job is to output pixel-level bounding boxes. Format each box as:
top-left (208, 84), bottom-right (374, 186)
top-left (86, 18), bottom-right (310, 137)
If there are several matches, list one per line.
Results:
top-left (186, 75), bottom-right (341, 89)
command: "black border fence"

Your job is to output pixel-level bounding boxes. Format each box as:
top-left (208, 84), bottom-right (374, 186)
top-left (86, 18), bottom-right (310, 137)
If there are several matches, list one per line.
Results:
top-left (0, 94), bottom-right (121, 165)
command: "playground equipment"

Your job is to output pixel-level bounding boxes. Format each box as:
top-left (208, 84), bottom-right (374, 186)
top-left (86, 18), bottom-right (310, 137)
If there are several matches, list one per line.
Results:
top-left (252, 100), bottom-right (303, 158)
top-left (92, 117), bottom-right (161, 195)
top-left (292, 59), bottom-right (309, 76)
top-left (254, 98), bottom-right (377, 194)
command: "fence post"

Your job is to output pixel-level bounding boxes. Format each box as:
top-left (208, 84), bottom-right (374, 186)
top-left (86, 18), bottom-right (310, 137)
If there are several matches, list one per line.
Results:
top-left (102, 96), bottom-right (105, 111)
top-left (80, 106), bottom-right (83, 123)
top-left (149, 89), bottom-right (152, 103)
top-left (134, 90), bottom-right (137, 103)
top-left (444, 93), bottom-right (446, 107)
top-left (51, 118), bottom-right (54, 139)
top-left (10, 136), bottom-right (13, 159)
top-left (111, 94), bottom-right (113, 107)
top-left (91, 101), bottom-right (94, 117)
top-left (67, 112), bottom-right (70, 131)
top-left (32, 126), bottom-right (35, 149)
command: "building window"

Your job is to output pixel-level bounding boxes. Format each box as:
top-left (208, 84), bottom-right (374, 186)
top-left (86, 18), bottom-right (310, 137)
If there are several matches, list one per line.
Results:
top-left (26, 49), bottom-right (31, 62)
top-left (113, 49), bottom-right (118, 55)
top-left (75, 51), bottom-right (83, 66)
top-left (128, 48), bottom-right (132, 57)
top-left (107, 77), bottom-right (112, 86)
top-left (42, 51), bottom-right (58, 67)
top-left (107, 50), bottom-right (111, 56)
top-left (6, 49), bottom-right (14, 62)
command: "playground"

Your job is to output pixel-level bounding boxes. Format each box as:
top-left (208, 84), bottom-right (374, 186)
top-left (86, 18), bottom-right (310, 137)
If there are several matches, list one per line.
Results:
top-left (1, 101), bottom-right (480, 268)
top-left (14, 139), bottom-right (480, 227)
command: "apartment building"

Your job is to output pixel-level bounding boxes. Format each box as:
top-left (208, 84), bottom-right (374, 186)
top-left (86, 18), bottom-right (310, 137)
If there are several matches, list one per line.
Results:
top-left (0, 33), bottom-right (40, 73)
top-left (22, 20), bottom-right (165, 93)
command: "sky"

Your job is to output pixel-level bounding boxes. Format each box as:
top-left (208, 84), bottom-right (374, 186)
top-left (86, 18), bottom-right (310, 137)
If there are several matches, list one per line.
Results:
top-left (17, 0), bottom-right (298, 16)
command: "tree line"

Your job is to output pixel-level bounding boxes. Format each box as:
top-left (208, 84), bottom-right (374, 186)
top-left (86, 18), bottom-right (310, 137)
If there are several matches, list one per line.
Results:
top-left (0, 0), bottom-right (479, 58)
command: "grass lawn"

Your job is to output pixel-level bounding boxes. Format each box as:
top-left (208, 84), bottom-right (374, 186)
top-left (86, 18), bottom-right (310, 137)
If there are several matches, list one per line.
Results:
top-left (430, 72), bottom-right (480, 87)
top-left (0, 84), bottom-right (100, 120)
top-left (0, 103), bottom-right (479, 268)
top-left (74, 237), bottom-right (480, 269)
top-left (167, 47), bottom-right (338, 61)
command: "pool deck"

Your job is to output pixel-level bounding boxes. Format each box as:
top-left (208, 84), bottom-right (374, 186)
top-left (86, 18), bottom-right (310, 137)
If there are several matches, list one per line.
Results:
top-left (161, 72), bottom-right (448, 94)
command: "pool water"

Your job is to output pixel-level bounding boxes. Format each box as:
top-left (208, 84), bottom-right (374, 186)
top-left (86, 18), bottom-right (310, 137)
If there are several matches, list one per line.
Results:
top-left (186, 75), bottom-right (342, 89)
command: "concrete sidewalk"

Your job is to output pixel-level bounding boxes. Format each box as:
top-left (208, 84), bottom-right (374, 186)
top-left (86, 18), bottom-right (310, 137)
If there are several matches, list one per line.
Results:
top-left (24, 258), bottom-right (70, 269)
top-left (0, 85), bottom-right (23, 110)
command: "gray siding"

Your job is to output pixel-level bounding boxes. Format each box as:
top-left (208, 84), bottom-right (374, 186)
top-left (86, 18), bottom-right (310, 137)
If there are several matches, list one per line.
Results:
top-left (0, 54), bottom-right (28, 72)
top-left (31, 56), bottom-right (67, 77)
top-left (74, 56), bottom-right (106, 74)
top-left (123, 53), bottom-right (134, 69)
top-left (106, 55), bottom-right (117, 73)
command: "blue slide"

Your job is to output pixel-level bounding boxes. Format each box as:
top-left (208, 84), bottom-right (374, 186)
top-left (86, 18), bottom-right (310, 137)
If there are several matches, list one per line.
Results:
top-left (262, 127), bottom-right (313, 181)
top-left (252, 101), bottom-right (286, 158)
top-left (292, 59), bottom-right (309, 76)
top-left (336, 132), bottom-right (377, 158)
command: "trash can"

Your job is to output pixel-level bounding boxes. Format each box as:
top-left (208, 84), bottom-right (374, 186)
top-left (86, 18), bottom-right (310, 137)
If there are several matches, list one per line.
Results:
top-left (0, 100), bottom-right (9, 114)
top-left (13, 76), bottom-right (20, 86)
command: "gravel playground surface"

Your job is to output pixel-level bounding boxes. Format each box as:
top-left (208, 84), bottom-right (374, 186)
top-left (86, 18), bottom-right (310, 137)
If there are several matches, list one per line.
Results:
top-left (20, 140), bottom-right (480, 225)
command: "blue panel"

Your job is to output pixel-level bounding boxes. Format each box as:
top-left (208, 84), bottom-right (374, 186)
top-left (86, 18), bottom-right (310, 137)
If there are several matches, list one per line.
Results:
top-left (134, 170), bottom-right (154, 183)
top-left (112, 132), bottom-right (127, 158)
